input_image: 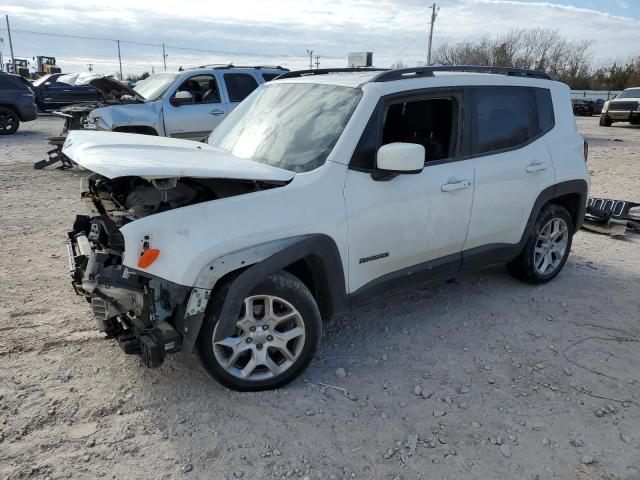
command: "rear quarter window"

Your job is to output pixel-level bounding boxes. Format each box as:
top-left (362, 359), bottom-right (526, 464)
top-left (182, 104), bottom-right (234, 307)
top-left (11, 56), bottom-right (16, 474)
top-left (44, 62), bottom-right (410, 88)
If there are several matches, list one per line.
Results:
top-left (261, 73), bottom-right (281, 82)
top-left (534, 88), bottom-right (554, 134)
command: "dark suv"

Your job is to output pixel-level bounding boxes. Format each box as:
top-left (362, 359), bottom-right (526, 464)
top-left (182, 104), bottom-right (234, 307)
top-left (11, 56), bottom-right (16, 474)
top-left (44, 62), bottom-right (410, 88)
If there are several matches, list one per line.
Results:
top-left (0, 72), bottom-right (38, 135)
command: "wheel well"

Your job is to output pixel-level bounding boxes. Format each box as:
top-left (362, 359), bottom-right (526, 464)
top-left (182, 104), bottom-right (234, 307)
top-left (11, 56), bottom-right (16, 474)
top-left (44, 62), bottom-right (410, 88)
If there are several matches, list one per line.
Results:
top-left (0, 104), bottom-right (19, 116)
top-left (550, 193), bottom-right (582, 229)
top-left (113, 125), bottom-right (158, 135)
top-left (284, 257), bottom-right (333, 319)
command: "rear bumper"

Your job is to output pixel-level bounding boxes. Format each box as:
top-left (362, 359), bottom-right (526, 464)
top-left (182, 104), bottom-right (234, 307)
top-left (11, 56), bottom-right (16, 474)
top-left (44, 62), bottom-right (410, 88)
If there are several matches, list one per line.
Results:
top-left (67, 215), bottom-right (188, 367)
top-left (16, 101), bottom-right (38, 122)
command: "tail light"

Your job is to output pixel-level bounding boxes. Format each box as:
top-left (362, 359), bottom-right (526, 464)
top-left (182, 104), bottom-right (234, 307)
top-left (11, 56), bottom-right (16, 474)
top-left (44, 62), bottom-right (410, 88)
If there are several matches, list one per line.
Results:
top-left (583, 140), bottom-right (588, 162)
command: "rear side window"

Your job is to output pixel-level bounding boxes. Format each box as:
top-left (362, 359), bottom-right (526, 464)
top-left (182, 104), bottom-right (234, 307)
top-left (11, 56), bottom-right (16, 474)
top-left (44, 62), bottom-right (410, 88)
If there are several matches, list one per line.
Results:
top-left (224, 73), bottom-right (259, 102)
top-left (261, 73), bottom-right (281, 82)
top-left (472, 88), bottom-right (533, 154)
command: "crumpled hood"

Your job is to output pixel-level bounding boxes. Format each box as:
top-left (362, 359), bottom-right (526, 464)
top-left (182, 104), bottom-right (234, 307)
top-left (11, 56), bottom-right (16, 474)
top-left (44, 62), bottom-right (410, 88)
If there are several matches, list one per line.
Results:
top-left (89, 77), bottom-right (144, 101)
top-left (62, 131), bottom-right (295, 182)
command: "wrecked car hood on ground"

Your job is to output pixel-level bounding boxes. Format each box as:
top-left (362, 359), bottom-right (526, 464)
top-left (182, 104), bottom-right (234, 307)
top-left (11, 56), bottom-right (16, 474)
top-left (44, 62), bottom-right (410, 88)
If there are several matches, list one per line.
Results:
top-left (61, 131), bottom-right (295, 182)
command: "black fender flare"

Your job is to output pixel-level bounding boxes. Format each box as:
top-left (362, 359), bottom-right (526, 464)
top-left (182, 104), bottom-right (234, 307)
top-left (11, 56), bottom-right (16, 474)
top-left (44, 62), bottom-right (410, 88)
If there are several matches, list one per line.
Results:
top-left (211, 234), bottom-right (348, 342)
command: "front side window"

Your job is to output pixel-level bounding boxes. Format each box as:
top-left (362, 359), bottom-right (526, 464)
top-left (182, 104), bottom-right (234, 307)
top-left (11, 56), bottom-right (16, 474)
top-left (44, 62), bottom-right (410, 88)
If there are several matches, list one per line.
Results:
top-left (472, 88), bottom-right (533, 155)
top-left (172, 75), bottom-right (220, 104)
top-left (224, 73), bottom-right (259, 102)
top-left (351, 95), bottom-right (458, 170)
top-left (208, 83), bottom-right (362, 173)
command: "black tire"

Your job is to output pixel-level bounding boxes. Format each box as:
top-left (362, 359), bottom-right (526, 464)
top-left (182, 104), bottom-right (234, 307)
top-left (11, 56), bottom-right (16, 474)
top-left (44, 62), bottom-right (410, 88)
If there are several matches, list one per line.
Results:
top-left (599, 114), bottom-right (612, 127)
top-left (508, 204), bottom-right (574, 284)
top-left (197, 271), bottom-right (321, 391)
top-left (0, 107), bottom-right (20, 135)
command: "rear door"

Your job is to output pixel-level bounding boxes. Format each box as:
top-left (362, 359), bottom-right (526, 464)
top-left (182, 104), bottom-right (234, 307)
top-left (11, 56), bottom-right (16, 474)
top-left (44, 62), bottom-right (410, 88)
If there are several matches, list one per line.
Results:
top-left (463, 86), bottom-right (556, 251)
top-left (163, 73), bottom-right (228, 139)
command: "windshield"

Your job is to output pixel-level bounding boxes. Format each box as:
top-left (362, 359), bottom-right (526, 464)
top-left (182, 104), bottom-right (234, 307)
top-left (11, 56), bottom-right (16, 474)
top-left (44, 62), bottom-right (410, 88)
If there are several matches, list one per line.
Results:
top-left (134, 73), bottom-right (180, 101)
top-left (32, 74), bottom-right (53, 87)
top-left (208, 83), bottom-right (362, 172)
top-left (616, 88), bottom-right (640, 99)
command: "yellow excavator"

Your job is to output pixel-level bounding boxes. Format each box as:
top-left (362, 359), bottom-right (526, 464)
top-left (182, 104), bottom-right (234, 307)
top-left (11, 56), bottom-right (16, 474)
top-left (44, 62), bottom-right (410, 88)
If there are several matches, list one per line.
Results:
top-left (34, 56), bottom-right (62, 78)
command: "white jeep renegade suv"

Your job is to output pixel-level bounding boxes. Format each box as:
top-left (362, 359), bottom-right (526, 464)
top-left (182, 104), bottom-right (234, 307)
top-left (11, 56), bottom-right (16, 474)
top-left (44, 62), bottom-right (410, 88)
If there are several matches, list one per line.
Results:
top-left (63, 66), bottom-right (589, 391)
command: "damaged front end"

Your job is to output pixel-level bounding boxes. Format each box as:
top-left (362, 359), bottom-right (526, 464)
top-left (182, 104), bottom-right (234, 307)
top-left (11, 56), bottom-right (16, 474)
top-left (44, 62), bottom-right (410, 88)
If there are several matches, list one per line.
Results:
top-left (66, 175), bottom-right (201, 368)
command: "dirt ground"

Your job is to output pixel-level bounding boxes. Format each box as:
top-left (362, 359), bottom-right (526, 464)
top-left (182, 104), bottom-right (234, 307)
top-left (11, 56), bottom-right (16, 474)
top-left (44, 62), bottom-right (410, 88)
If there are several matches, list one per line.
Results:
top-left (0, 116), bottom-right (639, 480)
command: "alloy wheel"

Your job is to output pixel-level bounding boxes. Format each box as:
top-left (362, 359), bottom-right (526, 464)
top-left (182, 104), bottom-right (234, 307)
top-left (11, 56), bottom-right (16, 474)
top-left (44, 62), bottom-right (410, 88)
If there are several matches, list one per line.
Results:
top-left (212, 295), bottom-right (306, 381)
top-left (534, 218), bottom-right (569, 275)
top-left (0, 112), bottom-right (17, 134)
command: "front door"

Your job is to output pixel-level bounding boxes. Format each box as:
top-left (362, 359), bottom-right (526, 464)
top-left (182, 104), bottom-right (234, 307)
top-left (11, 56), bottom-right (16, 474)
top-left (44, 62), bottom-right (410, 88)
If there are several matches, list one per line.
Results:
top-left (163, 74), bottom-right (228, 140)
top-left (344, 91), bottom-right (474, 294)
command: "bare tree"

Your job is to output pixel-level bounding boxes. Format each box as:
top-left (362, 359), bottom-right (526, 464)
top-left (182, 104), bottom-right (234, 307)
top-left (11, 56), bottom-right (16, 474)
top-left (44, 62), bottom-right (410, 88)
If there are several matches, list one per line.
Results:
top-left (432, 28), bottom-right (594, 88)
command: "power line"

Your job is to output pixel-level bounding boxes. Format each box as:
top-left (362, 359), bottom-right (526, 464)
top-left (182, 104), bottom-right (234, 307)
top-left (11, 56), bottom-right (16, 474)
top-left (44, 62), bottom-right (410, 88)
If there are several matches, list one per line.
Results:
top-left (394, 27), bottom-right (428, 58)
top-left (9, 27), bottom-right (309, 60)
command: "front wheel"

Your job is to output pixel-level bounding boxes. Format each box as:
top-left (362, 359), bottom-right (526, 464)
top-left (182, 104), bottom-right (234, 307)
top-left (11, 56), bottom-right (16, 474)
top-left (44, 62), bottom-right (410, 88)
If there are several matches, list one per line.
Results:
top-left (599, 114), bottom-right (612, 127)
top-left (0, 108), bottom-right (20, 135)
top-left (197, 271), bottom-right (321, 391)
top-left (508, 204), bottom-right (574, 284)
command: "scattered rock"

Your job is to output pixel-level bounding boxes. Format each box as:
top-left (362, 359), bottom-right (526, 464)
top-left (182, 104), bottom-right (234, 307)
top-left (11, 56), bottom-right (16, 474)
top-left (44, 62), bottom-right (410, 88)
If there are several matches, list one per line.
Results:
top-left (334, 368), bottom-right (347, 378)
top-left (82, 455), bottom-right (90, 462)
top-left (499, 445), bottom-right (512, 458)
top-left (620, 434), bottom-right (633, 445)
top-left (234, 471), bottom-right (244, 478)
top-left (570, 438), bottom-right (584, 448)
top-left (181, 463), bottom-right (193, 473)
top-left (580, 455), bottom-right (594, 465)
top-left (414, 385), bottom-right (422, 396)
top-left (421, 389), bottom-right (435, 399)
top-left (433, 410), bottom-right (447, 418)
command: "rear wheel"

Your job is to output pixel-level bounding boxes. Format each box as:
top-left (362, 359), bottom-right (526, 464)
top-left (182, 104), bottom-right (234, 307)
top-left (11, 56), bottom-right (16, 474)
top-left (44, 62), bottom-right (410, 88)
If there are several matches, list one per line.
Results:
top-left (508, 204), bottom-right (574, 284)
top-left (599, 114), bottom-right (612, 127)
top-left (0, 108), bottom-right (19, 135)
top-left (197, 271), bottom-right (321, 391)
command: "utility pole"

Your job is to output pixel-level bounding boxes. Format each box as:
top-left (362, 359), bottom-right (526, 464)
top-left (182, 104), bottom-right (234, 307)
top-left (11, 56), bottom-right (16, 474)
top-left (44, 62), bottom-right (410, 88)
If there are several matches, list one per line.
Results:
top-left (162, 43), bottom-right (167, 71)
top-left (6, 15), bottom-right (15, 73)
top-left (315, 56), bottom-right (320, 69)
top-left (306, 49), bottom-right (313, 69)
top-left (87, 63), bottom-right (93, 72)
top-left (116, 39), bottom-right (123, 80)
top-left (427, 3), bottom-right (439, 66)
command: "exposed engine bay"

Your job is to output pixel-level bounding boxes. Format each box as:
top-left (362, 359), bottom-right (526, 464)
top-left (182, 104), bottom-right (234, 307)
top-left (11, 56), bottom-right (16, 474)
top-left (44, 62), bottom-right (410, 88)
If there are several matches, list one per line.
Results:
top-left (67, 174), bottom-right (285, 367)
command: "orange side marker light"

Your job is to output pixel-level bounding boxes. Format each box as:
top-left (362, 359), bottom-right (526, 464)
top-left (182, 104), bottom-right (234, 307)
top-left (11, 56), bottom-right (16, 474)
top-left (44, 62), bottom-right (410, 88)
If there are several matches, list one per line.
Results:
top-left (138, 248), bottom-right (160, 268)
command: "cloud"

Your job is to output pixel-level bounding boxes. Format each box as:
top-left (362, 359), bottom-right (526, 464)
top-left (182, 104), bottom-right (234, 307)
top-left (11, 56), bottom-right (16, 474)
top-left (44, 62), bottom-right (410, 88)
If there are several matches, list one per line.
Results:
top-left (1, 0), bottom-right (638, 75)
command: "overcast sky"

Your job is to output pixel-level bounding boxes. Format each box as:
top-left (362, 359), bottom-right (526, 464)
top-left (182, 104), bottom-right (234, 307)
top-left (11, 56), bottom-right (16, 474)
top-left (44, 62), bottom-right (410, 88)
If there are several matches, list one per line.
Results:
top-left (1, 0), bottom-right (638, 77)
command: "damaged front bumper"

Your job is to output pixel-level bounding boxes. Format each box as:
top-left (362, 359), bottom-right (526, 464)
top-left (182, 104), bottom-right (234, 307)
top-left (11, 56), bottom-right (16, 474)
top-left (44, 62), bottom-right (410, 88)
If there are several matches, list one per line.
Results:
top-left (67, 215), bottom-right (202, 368)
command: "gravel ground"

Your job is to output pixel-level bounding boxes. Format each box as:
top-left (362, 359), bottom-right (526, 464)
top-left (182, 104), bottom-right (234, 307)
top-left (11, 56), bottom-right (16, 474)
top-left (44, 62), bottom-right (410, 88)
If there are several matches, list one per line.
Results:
top-left (0, 116), bottom-right (639, 480)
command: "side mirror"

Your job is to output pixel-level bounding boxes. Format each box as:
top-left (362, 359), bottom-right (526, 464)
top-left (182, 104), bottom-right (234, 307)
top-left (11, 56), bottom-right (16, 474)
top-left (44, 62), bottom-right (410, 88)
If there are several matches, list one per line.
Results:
top-left (170, 91), bottom-right (193, 106)
top-left (376, 142), bottom-right (425, 173)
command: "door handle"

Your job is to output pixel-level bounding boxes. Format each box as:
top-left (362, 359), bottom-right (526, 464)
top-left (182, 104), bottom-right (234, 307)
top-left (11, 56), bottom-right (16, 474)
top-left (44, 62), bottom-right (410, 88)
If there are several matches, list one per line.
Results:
top-left (526, 162), bottom-right (547, 173)
top-left (63, 90), bottom-right (71, 92)
top-left (209, 109), bottom-right (224, 116)
top-left (441, 180), bottom-right (472, 192)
